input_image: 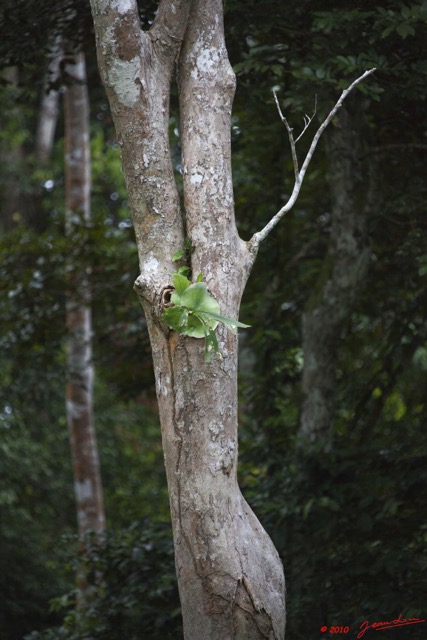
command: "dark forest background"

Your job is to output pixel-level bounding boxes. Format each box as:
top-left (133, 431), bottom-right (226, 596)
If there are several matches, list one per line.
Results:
top-left (0, 1), bottom-right (426, 638)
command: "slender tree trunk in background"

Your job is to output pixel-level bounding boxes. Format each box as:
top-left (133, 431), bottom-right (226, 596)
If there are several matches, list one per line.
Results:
top-left (298, 103), bottom-right (377, 450)
top-left (90, 0), bottom-right (285, 637)
top-left (63, 51), bottom-right (105, 603)
top-left (0, 63), bottom-right (57, 230)
top-left (35, 38), bottom-right (61, 164)
top-left (0, 67), bottom-right (27, 230)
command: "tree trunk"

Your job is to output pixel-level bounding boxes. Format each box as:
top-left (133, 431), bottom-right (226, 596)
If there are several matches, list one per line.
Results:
top-left (0, 67), bottom-right (28, 230)
top-left (299, 102), bottom-right (377, 449)
top-left (0, 67), bottom-right (52, 230)
top-left (35, 37), bottom-right (61, 164)
top-left (63, 51), bottom-right (105, 602)
top-left (90, 0), bottom-right (285, 637)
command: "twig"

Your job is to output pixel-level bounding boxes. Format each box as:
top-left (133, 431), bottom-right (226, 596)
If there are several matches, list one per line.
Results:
top-left (273, 90), bottom-right (299, 179)
top-left (248, 68), bottom-right (376, 255)
top-left (295, 95), bottom-right (317, 143)
top-left (273, 91), bottom-right (318, 179)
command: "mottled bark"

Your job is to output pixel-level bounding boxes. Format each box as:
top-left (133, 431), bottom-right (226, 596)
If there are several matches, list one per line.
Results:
top-left (90, 0), bottom-right (285, 637)
top-left (299, 103), bottom-right (377, 449)
top-left (63, 52), bottom-right (105, 600)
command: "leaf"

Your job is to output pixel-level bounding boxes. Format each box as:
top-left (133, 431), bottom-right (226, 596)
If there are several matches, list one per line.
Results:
top-left (396, 23), bottom-right (415, 38)
top-left (176, 266), bottom-right (190, 277)
top-left (381, 25), bottom-right (395, 38)
top-left (180, 283), bottom-right (220, 316)
top-left (190, 314), bottom-right (219, 362)
top-left (417, 255), bottom-right (427, 276)
top-left (172, 249), bottom-right (184, 262)
top-left (303, 498), bottom-right (314, 520)
top-left (162, 306), bottom-right (188, 333)
top-left (185, 312), bottom-right (208, 339)
top-left (201, 311), bottom-right (251, 334)
top-left (318, 496), bottom-right (340, 512)
top-left (171, 273), bottom-right (191, 299)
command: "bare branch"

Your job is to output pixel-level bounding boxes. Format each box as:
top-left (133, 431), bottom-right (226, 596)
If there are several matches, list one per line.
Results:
top-left (273, 89), bottom-right (299, 179)
top-left (248, 68), bottom-right (376, 255)
top-left (299, 69), bottom-right (376, 180)
top-left (272, 91), bottom-right (318, 181)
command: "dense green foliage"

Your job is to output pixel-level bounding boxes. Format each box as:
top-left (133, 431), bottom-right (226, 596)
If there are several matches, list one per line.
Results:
top-left (25, 523), bottom-right (181, 640)
top-left (1, 1), bottom-right (426, 639)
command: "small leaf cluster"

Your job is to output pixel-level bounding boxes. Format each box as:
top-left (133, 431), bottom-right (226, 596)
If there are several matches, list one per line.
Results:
top-left (162, 271), bottom-right (249, 362)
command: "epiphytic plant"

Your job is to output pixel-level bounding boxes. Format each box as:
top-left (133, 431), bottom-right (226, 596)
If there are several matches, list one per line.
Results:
top-left (162, 270), bottom-right (249, 362)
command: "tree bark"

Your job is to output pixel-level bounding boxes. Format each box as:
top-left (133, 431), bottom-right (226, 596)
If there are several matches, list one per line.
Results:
top-left (298, 102), bottom-right (377, 449)
top-left (63, 51), bottom-right (105, 601)
top-left (90, 0), bottom-right (285, 637)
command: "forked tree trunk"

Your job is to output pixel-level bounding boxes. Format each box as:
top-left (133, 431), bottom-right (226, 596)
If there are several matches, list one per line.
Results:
top-left (90, 0), bottom-right (285, 637)
top-left (63, 51), bottom-right (105, 602)
top-left (89, 0), bottom-right (373, 635)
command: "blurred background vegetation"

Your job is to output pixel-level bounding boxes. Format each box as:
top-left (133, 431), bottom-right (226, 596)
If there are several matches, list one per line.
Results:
top-left (0, 0), bottom-right (426, 638)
